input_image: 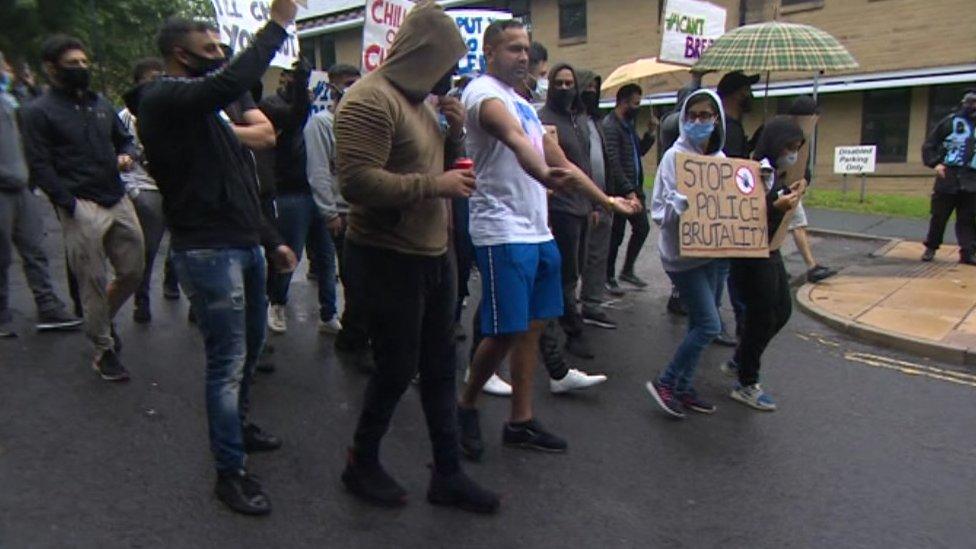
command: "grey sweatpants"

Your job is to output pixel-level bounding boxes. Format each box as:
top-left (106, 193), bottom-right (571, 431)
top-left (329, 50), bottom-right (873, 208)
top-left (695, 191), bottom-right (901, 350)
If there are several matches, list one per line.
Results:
top-left (0, 188), bottom-right (66, 319)
top-left (581, 210), bottom-right (613, 310)
top-left (60, 197), bottom-right (145, 355)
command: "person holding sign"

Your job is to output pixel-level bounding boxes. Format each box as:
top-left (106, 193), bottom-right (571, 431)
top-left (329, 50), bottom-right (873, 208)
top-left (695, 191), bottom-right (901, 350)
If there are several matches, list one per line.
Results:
top-left (721, 116), bottom-right (806, 412)
top-left (334, 0), bottom-right (499, 514)
top-left (138, 0), bottom-right (300, 516)
top-left (646, 89), bottom-right (727, 418)
top-left (458, 19), bottom-right (639, 459)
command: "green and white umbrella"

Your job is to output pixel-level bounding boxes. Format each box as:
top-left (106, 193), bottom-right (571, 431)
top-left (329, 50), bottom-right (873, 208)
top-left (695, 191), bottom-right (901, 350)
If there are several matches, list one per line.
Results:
top-left (693, 21), bottom-right (858, 73)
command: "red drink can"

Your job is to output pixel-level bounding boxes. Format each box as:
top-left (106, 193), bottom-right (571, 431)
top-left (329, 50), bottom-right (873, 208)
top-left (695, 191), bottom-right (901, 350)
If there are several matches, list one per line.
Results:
top-left (453, 157), bottom-right (475, 170)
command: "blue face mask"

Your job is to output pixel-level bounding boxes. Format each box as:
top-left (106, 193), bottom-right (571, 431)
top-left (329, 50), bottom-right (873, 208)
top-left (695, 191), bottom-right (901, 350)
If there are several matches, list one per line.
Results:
top-left (683, 120), bottom-right (715, 146)
top-left (0, 72), bottom-right (10, 93)
top-left (778, 151), bottom-right (799, 167)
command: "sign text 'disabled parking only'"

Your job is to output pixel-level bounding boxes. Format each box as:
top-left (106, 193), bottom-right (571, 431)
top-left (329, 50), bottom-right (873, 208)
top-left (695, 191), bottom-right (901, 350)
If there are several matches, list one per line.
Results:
top-left (677, 153), bottom-right (769, 258)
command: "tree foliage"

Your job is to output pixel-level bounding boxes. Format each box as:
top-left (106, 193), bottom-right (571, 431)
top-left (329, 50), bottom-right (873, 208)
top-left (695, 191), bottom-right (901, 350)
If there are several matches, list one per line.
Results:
top-left (0, 0), bottom-right (215, 102)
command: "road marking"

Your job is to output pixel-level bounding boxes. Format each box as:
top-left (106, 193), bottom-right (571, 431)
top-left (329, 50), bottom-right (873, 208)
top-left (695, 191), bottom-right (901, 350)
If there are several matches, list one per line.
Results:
top-left (843, 352), bottom-right (976, 389)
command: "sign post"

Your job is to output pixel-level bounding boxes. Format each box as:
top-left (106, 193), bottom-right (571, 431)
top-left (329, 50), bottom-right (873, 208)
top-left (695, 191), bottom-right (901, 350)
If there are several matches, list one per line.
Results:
top-left (660, 0), bottom-right (727, 66)
top-left (834, 145), bottom-right (877, 203)
top-left (677, 153), bottom-right (769, 258)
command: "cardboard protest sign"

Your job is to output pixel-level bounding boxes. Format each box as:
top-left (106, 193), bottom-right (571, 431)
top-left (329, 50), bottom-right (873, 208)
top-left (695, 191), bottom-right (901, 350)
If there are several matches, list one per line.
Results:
top-left (308, 70), bottom-right (331, 114)
top-left (660, 0), bottom-right (727, 66)
top-left (677, 153), bottom-right (769, 258)
top-left (362, 0), bottom-right (415, 73)
top-left (450, 9), bottom-right (511, 75)
top-left (211, 0), bottom-right (300, 69)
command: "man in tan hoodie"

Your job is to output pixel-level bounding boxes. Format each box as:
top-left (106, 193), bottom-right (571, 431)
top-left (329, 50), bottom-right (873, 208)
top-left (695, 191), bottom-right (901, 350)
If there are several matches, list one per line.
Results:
top-left (334, 0), bottom-right (499, 514)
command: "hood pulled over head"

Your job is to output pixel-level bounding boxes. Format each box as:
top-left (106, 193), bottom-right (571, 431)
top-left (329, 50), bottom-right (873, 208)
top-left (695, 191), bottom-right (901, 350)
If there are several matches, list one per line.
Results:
top-left (677, 88), bottom-right (726, 155)
top-left (378, 0), bottom-right (467, 102)
top-left (545, 62), bottom-right (585, 114)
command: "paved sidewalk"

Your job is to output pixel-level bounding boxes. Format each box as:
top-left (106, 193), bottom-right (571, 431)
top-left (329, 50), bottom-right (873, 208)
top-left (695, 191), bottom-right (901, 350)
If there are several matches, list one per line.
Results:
top-left (797, 239), bottom-right (976, 364)
top-left (805, 207), bottom-right (947, 243)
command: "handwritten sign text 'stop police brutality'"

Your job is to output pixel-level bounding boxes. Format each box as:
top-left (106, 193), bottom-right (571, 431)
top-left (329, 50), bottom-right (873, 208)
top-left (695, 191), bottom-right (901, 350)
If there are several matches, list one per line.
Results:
top-left (677, 153), bottom-right (769, 258)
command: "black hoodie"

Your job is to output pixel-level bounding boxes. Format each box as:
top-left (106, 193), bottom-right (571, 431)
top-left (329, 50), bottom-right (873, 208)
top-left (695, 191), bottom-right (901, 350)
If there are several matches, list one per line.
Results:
top-left (538, 62), bottom-right (592, 217)
top-left (752, 115), bottom-right (806, 236)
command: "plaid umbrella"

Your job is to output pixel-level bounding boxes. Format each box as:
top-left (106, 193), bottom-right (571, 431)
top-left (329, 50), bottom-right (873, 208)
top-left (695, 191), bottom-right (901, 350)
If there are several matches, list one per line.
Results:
top-left (693, 21), bottom-right (858, 72)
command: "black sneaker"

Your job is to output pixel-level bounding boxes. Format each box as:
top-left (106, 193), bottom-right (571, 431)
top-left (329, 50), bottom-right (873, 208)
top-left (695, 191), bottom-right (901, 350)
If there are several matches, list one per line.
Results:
top-left (605, 279), bottom-right (626, 297)
top-left (667, 288), bottom-right (687, 316)
top-left (110, 325), bottom-right (122, 353)
top-left (806, 265), bottom-right (837, 283)
top-left (0, 325), bottom-right (16, 338)
top-left (36, 308), bottom-right (83, 331)
top-left (564, 335), bottom-right (595, 360)
top-left (920, 248), bottom-right (936, 262)
top-left (215, 469), bottom-right (271, 516)
top-left (133, 305), bottom-right (151, 324)
top-left (458, 407), bottom-right (484, 461)
top-left (582, 309), bottom-right (617, 330)
top-left (162, 280), bottom-right (181, 300)
top-left (243, 423), bottom-right (282, 453)
top-left (341, 449), bottom-right (407, 507)
top-left (619, 271), bottom-right (648, 288)
top-left (93, 350), bottom-right (130, 382)
top-left (713, 330), bottom-right (738, 347)
top-left (427, 470), bottom-right (500, 514)
top-left (502, 419), bottom-right (568, 453)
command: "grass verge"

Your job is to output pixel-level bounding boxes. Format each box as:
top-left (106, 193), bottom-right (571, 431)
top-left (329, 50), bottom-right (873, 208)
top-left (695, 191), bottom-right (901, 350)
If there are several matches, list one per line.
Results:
top-left (802, 189), bottom-right (930, 219)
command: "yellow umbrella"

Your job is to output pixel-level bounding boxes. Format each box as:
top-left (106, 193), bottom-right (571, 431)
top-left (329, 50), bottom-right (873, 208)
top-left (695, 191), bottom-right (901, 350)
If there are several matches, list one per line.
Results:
top-left (601, 57), bottom-right (689, 92)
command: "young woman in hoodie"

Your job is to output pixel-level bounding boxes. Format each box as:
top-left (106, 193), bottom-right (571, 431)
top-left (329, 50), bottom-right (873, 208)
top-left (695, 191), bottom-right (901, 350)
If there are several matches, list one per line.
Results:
top-left (721, 116), bottom-right (805, 411)
top-left (646, 89), bottom-right (727, 418)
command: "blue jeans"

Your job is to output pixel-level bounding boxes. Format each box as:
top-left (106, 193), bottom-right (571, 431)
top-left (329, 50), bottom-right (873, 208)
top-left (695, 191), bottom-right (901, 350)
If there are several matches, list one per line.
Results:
top-left (660, 261), bottom-right (723, 394)
top-left (171, 246), bottom-right (267, 473)
top-left (269, 193), bottom-right (338, 320)
top-left (715, 258), bottom-right (745, 329)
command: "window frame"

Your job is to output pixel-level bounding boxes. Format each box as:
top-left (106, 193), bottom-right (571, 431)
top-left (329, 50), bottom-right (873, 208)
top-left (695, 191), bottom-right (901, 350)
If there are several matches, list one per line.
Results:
top-left (860, 88), bottom-right (912, 164)
top-left (557, 0), bottom-right (587, 44)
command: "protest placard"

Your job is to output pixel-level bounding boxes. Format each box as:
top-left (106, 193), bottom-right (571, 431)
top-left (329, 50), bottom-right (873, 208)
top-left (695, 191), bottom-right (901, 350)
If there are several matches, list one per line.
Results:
top-left (308, 70), bottom-right (331, 114)
top-left (450, 9), bottom-right (511, 75)
top-left (211, 0), bottom-right (300, 69)
top-left (659, 0), bottom-right (727, 66)
top-left (362, 0), bottom-right (414, 72)
top-left (677, 153), bottom-right (769, 258)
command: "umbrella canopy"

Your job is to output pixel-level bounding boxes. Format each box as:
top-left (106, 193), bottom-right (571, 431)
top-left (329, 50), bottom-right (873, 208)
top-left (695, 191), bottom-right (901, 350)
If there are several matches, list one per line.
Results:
top-left (602, 57), bottom-right (689, 91)
top-left (693, 21), bottom-right (858, 73)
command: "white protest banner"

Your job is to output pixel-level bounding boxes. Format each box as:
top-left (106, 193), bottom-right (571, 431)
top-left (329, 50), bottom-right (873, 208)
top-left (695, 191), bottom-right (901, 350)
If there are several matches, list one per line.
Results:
top-left (212, 0), bottom-right (300, 69)
top-left (362, 0), bottom-right (414, 73)
top-left (834, 146), bottom-right (877, 174)
top-left (450, 9), bottom-right (511, 75)
top-left (677, 153), bottom-right (769, 258)
top-left (309, 70), bottom-right (331, 114)
top-left (660, 0), bottom-right (727, 66)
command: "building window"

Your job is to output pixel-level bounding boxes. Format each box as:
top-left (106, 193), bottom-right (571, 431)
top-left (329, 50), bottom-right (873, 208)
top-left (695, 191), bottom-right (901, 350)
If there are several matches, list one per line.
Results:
top-left (928, 84), bottom-right (971, 133)
top-left (318, 36), bottom-right (337, 71)
top-left (861, 88), bottom-right (911, 163)
top-left (299, 38), bottom-right (316, 65)
top-left (558, 0), bottom-right (586, 41)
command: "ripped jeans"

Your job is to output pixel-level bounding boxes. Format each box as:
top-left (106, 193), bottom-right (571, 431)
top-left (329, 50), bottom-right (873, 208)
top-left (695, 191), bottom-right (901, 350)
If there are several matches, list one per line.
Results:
top-left (170, 246), bottom-right (268, 473)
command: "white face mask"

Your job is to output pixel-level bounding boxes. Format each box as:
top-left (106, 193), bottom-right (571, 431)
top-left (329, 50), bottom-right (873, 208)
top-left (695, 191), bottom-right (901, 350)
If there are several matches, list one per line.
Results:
top-left (535, 77), bottom-right (549, 98)
top-left (779, 151), bottom-right (799, 167)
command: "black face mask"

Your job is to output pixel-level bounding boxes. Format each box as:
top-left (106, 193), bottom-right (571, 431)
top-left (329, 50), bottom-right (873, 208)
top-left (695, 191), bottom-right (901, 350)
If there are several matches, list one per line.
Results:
top-left (551, 88), bottom-right (577, 111)
top-left (181, 50), bottom-right (224, 77)
top-left (580, 90), bottom-right (599, 115)
top-left (431, 70), bottom-right (454, 96)
top-left (59, 67), bottom-right (90, 91)
top-left (741, 93), bottom-right (754, 114)
top-left (625, 106), bottom-right (640, 120)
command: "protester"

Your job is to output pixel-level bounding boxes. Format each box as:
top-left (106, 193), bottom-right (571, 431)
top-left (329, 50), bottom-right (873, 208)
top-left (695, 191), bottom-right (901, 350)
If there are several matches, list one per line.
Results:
top-left (721, 116), bottom-right (805, 411)
top-left (20, 35), bottom-right (144, 380)
top-left (305, 64), bottom-right (362, 353)
top-left (784, 95), bottom-right (837, 282)
top-left (334, 0), bottom-right (498, 514)
top-left (0, 51), bottom-right (82, 337)
top-left (10, 61), bottom-right (42, 104)
top-left (646, 89), bottom-right (727, 418)
top-left (921, 89), bottom-right (976, 264)
top-left (603, 83), bottom-right (654, 292)
top-left (260, 59), bottom-right (342, 335)
top-left (118, 57), bottom-right (167, 323)
top-left (138, 2), bottom-right (299, 515)
top-left (519, 41), bottom-right (549, 102)
top-left (539, 62), bottom-right (598, 358)
top-left (458, 19), bottom-right (638, 460)
top-left (576, 69), bottom-right (618, 330)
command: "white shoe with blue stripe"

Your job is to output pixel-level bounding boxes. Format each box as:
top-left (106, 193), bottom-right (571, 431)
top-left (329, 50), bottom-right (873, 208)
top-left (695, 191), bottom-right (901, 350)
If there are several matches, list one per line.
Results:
top-left (730, 383), bottom-right (777, 411)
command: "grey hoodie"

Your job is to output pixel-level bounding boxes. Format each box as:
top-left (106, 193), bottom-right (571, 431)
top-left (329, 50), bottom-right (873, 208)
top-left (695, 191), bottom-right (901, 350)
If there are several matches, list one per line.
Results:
top-left (0, 91), bottom-right (29, 192)
top-left (651, 89), bottom-right (727, 273)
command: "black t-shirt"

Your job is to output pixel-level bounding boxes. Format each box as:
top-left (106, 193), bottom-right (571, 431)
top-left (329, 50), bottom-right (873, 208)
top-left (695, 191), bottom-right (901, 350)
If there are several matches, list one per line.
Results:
top-left (723, 116), bottom-right (750, 159)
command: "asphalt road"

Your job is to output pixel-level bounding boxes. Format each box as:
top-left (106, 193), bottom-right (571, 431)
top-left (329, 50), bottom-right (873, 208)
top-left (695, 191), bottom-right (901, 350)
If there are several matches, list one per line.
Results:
top-left (1, 208), bottom-right (974, 548)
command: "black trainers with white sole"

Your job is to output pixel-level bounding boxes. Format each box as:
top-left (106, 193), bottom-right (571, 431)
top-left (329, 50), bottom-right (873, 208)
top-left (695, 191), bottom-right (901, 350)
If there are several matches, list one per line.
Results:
top-left (36, 308), bottom-right (82, 331)
top-left (93, 350), bottom-right (130, 382)
top-left (582, 309), bottom-right (617, 329)
top-left (502, 419), bottom-right (567, 453)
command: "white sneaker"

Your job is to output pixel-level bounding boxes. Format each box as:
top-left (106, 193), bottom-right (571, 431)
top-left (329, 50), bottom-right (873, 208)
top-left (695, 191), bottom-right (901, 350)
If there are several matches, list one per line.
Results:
top-left (465, 368), bottom-right (513, 396)
top-left (267, 305), bottom-right (287, 334)
top-left (550, 368), bottom-right (608, 394)
top-left (318, 316), bottom-right (342, 334)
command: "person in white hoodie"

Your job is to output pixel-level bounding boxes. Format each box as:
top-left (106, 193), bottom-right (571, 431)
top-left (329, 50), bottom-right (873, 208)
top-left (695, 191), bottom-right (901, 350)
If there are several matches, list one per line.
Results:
top-left (646, 89), bottom-right (726, 418)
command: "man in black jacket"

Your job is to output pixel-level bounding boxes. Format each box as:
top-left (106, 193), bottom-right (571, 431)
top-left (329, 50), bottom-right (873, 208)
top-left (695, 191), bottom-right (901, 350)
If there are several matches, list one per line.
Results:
top-left (20, 35), bottom-right (144, 380)
top-left (921, 89), bottom-right (976, 263)
top-left (603, 84), bottom-right (655, 290)
top-left (137, 1), bottom-right (298, 516)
